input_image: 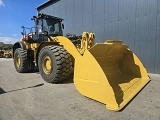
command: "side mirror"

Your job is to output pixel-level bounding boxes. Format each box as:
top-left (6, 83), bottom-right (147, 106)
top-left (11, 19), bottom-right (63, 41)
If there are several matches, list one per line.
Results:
top-left (62, 24), bottom-right (64, 29)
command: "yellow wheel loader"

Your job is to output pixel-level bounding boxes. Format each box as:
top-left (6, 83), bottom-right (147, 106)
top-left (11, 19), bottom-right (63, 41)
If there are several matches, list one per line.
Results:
top-left (4, 49), bottom-right (12, 58)
top-left (13, 13), bottom-right (150, 111)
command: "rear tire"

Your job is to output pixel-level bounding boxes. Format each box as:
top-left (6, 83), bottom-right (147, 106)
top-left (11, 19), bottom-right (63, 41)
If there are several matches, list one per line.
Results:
top-left (38, 45), bottom-right (73, 83)
top-left (14, 48), bottom-right (33, 73)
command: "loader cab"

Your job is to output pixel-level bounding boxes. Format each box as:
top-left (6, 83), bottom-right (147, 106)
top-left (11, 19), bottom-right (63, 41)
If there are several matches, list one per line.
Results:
top-left (35, 14), bottom-right (64, 41)
top-left (21, 14), bottom-right (64, 43)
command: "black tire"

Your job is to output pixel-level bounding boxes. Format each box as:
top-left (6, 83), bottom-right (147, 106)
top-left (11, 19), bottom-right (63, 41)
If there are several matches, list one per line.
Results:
top-left (38, 45), bottom-right (73, 83)
top-left (14, 48), bottom-right (32, 73)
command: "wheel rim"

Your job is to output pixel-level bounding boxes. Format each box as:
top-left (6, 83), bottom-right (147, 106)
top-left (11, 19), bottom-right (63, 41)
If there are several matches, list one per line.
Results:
top-left (16, 55), bottom-right (21, 68)
top-left (42, 56), bottom-right (52, 74)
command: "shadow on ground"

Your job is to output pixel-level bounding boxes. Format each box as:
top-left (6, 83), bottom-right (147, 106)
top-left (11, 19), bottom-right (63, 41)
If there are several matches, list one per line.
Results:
top-left (0, 83), bottom-right (44, 95)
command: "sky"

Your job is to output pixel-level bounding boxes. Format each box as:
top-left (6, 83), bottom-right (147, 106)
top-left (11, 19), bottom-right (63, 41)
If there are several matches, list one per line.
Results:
top-left (0, 0), bottom-right (46, 44)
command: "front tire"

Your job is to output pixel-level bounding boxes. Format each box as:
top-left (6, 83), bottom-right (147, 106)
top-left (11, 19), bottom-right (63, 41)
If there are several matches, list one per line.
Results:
top-left (38, 45), bottom-right (73, 83)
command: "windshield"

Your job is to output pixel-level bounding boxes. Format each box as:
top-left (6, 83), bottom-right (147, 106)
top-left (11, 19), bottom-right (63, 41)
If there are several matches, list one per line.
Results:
top-left (43, 18), bottom-right (62, 36)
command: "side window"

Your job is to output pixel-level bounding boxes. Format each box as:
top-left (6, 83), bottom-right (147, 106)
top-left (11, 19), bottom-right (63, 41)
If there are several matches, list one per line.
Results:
top-left (37, 19), bottom-right (42, 34)
top-left (43, 19), bottom-right (48, 32)
top-left (54, 22), bottom-right (60, 34)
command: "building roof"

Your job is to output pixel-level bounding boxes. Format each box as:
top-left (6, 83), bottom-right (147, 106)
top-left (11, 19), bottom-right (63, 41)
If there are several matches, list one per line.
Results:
top-left (37, 0), bottom-right (60, 11)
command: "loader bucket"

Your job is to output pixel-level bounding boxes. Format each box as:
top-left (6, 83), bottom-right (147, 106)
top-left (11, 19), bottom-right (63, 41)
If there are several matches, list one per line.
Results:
top-left (73, 41), bottom-right (150, 111)
top-left (56, 36), bottom-right (150, 111)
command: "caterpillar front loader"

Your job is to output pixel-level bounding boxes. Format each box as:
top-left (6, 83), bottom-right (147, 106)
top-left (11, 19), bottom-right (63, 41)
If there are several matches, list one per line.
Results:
top-left (0, 49), bottom-right (12, 58)
top-left (3, 49), bottom-right (12, 58)
top-left (13, 13), bottom-right (150, 111)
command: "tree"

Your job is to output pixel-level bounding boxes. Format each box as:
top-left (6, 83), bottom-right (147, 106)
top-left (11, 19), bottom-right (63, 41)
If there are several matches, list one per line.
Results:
top-left (3, 44), bottom-right (13, 49)
top-left (0, 42), bottom-right (5, 49)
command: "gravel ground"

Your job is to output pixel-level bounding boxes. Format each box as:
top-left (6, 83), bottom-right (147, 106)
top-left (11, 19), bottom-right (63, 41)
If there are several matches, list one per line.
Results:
top-left (0, 58), bottom-right (160, 120)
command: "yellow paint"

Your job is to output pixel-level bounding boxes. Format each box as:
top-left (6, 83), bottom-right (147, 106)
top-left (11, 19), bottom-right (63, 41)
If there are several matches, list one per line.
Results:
top-left (42, 55), bottom-right (52, 75)
top-left (16, 55), bottom-right (21, 68)
top-left (55, 35), bottom-right (150, 111)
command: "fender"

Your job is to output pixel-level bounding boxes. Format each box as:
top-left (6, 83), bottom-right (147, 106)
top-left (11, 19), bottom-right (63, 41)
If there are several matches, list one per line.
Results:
top-left (12, 42), bottom-right (26, 58)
